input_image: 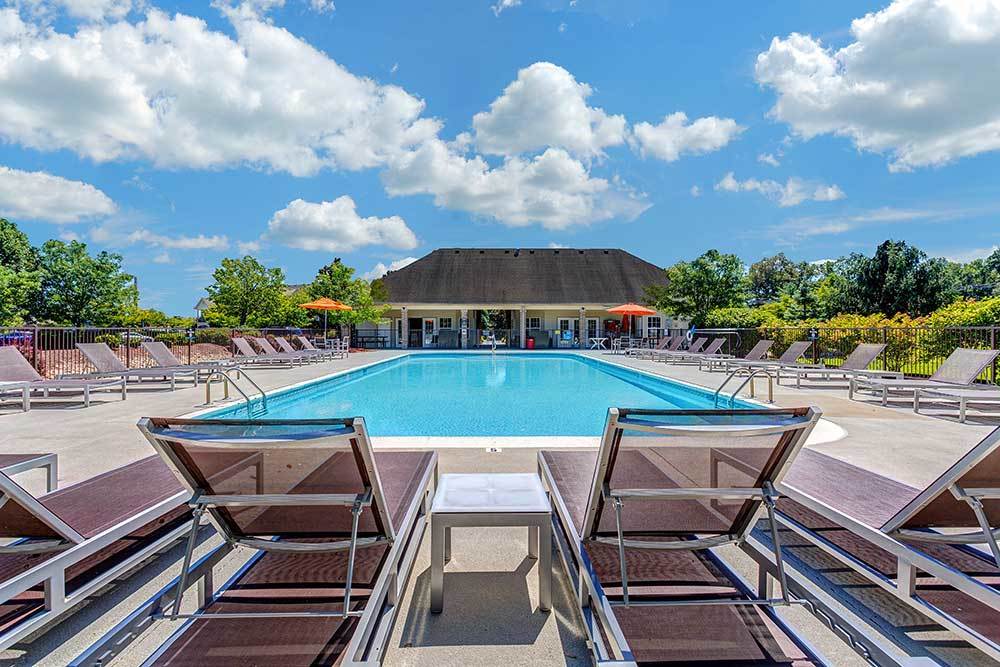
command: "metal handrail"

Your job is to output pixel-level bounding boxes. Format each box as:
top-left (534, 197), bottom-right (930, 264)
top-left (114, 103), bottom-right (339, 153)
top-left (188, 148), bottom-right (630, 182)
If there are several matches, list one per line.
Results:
top-left (203, 368), bottom-right (267, 415)
top-left (713, 367), bottom-right (774, 406)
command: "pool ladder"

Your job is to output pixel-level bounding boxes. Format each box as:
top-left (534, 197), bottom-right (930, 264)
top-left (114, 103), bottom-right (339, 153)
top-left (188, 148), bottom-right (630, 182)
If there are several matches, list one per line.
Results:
top-left (713, 368), bottom-right (774, 407)
top-left (202, 368), bottom-right (268, 417)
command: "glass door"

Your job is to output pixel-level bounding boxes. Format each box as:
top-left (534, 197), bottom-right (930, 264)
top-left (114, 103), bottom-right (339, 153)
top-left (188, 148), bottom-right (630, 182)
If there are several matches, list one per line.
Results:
top-left (423, 318), bottom-right (435, 347)
top-left (557, 318), bottom-right (577, 347)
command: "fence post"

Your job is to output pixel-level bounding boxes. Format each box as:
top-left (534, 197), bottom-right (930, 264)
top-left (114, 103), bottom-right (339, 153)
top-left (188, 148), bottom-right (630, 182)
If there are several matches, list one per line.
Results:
top-left (125, 327), bottom-right (132, 368)
top-left (188, 329), bottom-right (193, 365)
top-left (992, 327), bottom-right (997, 385)
top-left (32, 326), bottom-right (39, 371)
top-left (881, 327), bottom-right (888, 371)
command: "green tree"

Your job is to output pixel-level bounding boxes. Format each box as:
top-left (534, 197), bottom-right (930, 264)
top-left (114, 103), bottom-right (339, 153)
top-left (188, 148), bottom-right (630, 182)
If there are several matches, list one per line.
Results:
top-left (647, 250), bottom-right (747, 326)
top-left (274, 288), bottom-right (314, 328)
top-left (309, 259), bottom-right (387, 326)
top-left (0, 218), bottom-right (37, 272)
top-left (206, 256), bottom-right (285, 326)
top-left (34, 240), bottom-right (137, 326)
top-left (747, 253), bottom-right (800, 304)
top-left (0, 219), bottom-right (41, 325)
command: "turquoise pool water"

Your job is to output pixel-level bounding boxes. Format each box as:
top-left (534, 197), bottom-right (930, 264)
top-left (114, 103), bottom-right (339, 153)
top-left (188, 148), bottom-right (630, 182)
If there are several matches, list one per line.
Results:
top-left (208, 353), bottom-right (746, 436)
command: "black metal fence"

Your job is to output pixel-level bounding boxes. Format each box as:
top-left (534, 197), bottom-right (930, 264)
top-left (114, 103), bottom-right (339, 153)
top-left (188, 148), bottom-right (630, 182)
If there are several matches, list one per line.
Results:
top-left (697, 326), bottom-right (999, 384)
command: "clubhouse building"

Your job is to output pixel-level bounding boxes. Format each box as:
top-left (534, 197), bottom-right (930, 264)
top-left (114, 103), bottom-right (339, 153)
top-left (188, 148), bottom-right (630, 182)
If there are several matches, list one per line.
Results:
top-left (374, 248), bottom-right (682, 349)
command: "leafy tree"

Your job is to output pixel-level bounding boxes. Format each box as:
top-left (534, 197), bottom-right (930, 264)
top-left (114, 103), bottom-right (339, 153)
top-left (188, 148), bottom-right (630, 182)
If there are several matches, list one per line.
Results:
top-left (273, 288), bottom-right (314, 328)
top-left (34, 240), bottom-right (137, 326)
top-left (206, 256), bottom-right (286, 326)
top-left (0, 218), bottom-right (37, 272)
top-left (309, 259), bottom-right (387, 326)
top-left (780, 262), bottom-right (824, 321)
top-left (0, 219), bottom-right (41, 325)
top-left (748, 253), bottom-right (800, 304)
top-left (647, 250), bottom-right (747, 326)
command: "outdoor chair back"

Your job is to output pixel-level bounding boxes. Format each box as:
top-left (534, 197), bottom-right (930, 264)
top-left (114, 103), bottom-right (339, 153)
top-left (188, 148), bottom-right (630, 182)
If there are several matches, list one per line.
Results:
top-left (700, 337), bottom-right (726, 356)
top-left (273, 337), bottom-right (299, 354)
top-left (252, 337), bottom-right (282, 356)
top-left (142, 341), bottom-right (184, 367)
top-left (685, 337), bottom-right (707, 354)
top-left (928, 348), bottom-right (1000, 385)
top-left (76, 343), bottom-right (128, 372)
top-left (742, 339), bottom-right (773, 361)
top-left (0, 471), bottom-right (82, 549)
top-left (232, 337), bottom-right (262, 357)
top-left (0, 347), bottom-right (43, 382)
top-left (296, 335), bottom-right (319, 351)
top-left (840, 343), bottom-right (886, 371)
top-left (776, 341), bottom-right (813, 364)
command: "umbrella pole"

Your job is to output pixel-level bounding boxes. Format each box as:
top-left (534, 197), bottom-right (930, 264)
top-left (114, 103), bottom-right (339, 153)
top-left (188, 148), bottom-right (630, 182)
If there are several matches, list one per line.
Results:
top-left (324, 311), bottom-right (328, 339)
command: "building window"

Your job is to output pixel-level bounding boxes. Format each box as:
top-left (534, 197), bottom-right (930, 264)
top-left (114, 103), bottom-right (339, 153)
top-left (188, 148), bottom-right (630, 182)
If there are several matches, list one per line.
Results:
top-left (439, 317), bottom-right (453, 330)
top-left (527, 317), bottom-right (541, 329)
top-left (646, 316), bottom-right (662, 334)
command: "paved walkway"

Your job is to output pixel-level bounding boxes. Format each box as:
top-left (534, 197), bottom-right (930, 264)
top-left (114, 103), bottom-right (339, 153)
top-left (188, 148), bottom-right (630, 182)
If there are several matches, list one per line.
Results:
top-left (0, 349), bottom-right (995, 666)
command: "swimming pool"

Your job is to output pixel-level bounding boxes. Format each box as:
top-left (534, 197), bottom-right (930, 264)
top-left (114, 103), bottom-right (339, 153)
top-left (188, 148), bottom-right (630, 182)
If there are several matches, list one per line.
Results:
top-left (207, 353), bottom-right (751, 436)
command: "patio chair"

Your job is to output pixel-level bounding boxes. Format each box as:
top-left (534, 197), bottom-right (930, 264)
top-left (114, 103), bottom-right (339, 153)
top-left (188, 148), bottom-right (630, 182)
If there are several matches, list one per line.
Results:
top-left (651, 335), bottom-right (706, 362)
top-left (101, 417), bottom-right (438, 667)
top-left (273, 336), bottom-right (330, 360)
top-left (141, 341), bottom-right (240, 380)
top-left (232, 337), bottom-right (299, 367)
top-left (776, 342), bottom-right (904, 388)
top-left (700, 339), bottom-right (774, 373)
top-left (628, 335), bottom-right (679, 359)
top-left (0, 455), bottom-right (195, 649)
top-left (724, 341), bottom-right (818, 378)
top-left (0, 347), bottom-right (126, 408)
top-left (660, 336), bottom-right (730, 364)
top-left (915, 386), bottom-right (1000, 422)
top-left (850, 347), bottom-right (1000, 407)
top-left (252, 337), bottom-right (316, 365)
top-left (538, 406), bottom-right (824, 665)
top-left (741, 428), bottom-right (1000, 661)
top-left (73, 343), bottom-right (199, 390)
top-left (295, 334), bottom-right (346, 359)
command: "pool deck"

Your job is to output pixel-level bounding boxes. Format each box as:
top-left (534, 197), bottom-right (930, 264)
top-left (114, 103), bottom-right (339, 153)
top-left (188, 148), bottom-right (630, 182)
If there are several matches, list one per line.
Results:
top-left (0, 349), bottom-right (996, 666)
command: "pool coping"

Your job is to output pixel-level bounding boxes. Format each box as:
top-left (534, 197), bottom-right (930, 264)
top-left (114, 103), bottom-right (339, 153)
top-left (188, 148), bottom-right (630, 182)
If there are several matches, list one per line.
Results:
top-left (181, 350), bottom-right (846, 449)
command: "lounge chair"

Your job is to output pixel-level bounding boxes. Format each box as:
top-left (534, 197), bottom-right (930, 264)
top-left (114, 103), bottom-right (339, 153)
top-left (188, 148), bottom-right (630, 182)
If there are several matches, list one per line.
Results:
top-left (652, 335), bottom-right (707, 362)
top-left (776, 342), bottom-right (903, 388)
top-left (0, 452), bottom-right (57, 491)
top-left (628, 335), bottom-right (679, 359)
top-left (915, 386), bottom-right (1000, 422)
top-left (741, 428), bottom-right (1000, 661)
top-left (700, 339), bottom-right (774, 372)
top-left (73, 343), bottom-right (199, 389)
top-left (0, 455), bottom-right (195, 649)
top-left (252, 336), bottom-right (315, 364)
top-left (0, 380), bottom-right (30, 412)
top-left (141, 341), bottom-right (240, 381)
top-left (850, 347), bottom-right (1000, 407)
top-left (538, 406), bottom-right (824, 665)
top-left (273, 335), bottom-right (330, 360)
top-left (83, 417), bottom-right (438, 666)
top-left (724, 341), bottom-right (818, 377)
top-left (660, 336), bottom-right (730, 364)
top-left (0, 347), bottom-right (126, 407)
top-left (295, 334), bottom-right (346, 359)
top-left (232, 337), bottom-right (299, 367)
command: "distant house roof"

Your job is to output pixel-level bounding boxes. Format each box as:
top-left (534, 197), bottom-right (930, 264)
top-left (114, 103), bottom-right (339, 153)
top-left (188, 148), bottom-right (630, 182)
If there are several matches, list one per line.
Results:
top-left (194, 297), bottom-right (213, 311)
top-left (379, 248), bottom-right (668, 305)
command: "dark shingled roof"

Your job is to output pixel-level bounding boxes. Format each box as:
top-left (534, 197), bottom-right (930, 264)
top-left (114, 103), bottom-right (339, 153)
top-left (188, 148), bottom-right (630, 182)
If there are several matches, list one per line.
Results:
top-left (379, 248), bottom-right (668, 305)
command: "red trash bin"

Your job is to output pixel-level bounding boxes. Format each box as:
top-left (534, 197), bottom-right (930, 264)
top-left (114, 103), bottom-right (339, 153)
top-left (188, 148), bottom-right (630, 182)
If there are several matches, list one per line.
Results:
top-left (527, 337), bottom-right (535, 350)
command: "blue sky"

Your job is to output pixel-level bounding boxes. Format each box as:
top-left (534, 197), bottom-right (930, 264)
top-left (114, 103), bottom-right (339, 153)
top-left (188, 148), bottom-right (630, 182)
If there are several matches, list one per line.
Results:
top-left (2, 0), bottom-right (999, 314)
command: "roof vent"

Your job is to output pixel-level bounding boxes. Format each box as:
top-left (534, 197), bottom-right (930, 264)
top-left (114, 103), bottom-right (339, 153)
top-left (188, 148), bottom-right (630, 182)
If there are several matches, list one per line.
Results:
top-left (454, 250), bottom-right (460, 254)
top-left (479, 250), bottom-right (485, 254)
top-left (578, 250), bottom-right (584, 254)
top-left (529, 250), bottom-right (535, 254)
top-left (504, 250), bottom-right (510, 254)
top-left (514, 248), bottom-right (520, 257)
top-left (603, 250), bottom-right (609, 254)
top-left (553, 250), bottom-right (560, 254)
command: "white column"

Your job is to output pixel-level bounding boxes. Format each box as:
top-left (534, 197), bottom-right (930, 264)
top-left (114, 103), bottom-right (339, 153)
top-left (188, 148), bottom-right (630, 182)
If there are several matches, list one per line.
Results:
top-left (401, 306), bottom-right (409, 349)
top-left (519, 305), bottom-right (527, 349)
top-left (460, 309), bottom-right (469, 349)
top-left (578, 307), bottom-right (586, 350)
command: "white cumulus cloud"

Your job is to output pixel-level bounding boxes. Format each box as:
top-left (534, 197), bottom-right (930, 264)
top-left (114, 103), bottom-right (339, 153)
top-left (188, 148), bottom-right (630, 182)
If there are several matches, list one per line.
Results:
top-left (362, 256), bottom-right (418, 280)
top-left (472, 62), bottom-right (627, 159)
top-left (266, 196), bottom-right (418, 252)
top-left (631, 112), bottom-right (744, 162)
top-left (757, 152), bottom-right (780, 167)
top-left (0, 165), bottom-right (116, 223)
top-left (714, 172), bottom-right (845, 207)
top-left (491, 0), bottom-right (521, 16)
top-left (756, 0), bottom-right (1000, 171)
top-left (126, 229), bottom-right (230, 250)
top-left (0, 7), bottom-right (439, 176)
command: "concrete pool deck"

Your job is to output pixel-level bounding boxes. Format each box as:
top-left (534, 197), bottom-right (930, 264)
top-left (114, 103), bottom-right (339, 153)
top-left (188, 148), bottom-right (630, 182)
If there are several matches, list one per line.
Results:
top-left (0, 349), bottom-right (996, 666)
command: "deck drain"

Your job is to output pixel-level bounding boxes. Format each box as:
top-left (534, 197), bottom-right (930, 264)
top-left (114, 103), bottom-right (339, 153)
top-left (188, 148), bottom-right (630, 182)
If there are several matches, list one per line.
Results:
top-left (486, 447), bottom-right (502, 453)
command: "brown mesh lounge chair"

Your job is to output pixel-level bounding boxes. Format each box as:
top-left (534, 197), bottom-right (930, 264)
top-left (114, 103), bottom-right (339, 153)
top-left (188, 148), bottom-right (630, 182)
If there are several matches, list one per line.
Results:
top-left (626, 335), bottom-right (676, 359)
top-left (725, 341), bottom-right (818, 378)
top-left (296, 334), bottom-right (347, 360)
top-left (660, 337), bottom-right (731, 365)
top-left (141, 341), bottom-right (239, 379)
top-left (232, 337), bottom-right (299, 367)
top-left (73, 343), bottom-right (199, 389)
top-left (740, 427), bottom-right (1000, 661)
top-left (94, 417), bottom-right (438, 667)
top-left (538, 406), bottom-right (824, 665)
top-left (0, 347), bottom-right (126, 407)
top-left (273, 336), bottom-right (330, 360)
top-left (652, 335), bottom-right (707, 362)
top-left (850, 347), bottom-right (1000, 407)
top-left (701, 339), bottom-right (774, 373)
top-left (251, 336), bottom-right (314, 365)
top-left (0, 456), bottom-right (196, 650)
top-left (776, 343), bottom-right (903, 388)
top-left (916, 386), bottom-right (1000, 423)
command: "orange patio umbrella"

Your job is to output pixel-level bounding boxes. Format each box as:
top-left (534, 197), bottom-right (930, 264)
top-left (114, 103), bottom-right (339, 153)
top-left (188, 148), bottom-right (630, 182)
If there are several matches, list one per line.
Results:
top-left (607, 302), bottom-right (656, 334)
top-left (299, 297), bottom-right (352, 338)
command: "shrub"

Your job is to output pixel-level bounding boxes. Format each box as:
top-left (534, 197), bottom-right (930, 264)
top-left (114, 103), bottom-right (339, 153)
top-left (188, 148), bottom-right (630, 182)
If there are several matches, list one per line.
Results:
top-left (154, 332), bottom-right (188, 346)
top-left (94, 333), bottom-right (121, 347)
top-left (702, 306), bottom-right (783, 329)
top-left (193, 328), bottom-right (233, 346)
top-left (921, 297), bottom-right (1000, 361)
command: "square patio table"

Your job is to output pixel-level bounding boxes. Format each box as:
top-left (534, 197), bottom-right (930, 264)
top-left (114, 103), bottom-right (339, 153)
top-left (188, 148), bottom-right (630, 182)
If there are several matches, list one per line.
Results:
top-left (430, 473), bottom-right (551, 614)
top-left (0, 381), bottom-right (30, 412)
top-left (0, 452), bottom-right (58, 491)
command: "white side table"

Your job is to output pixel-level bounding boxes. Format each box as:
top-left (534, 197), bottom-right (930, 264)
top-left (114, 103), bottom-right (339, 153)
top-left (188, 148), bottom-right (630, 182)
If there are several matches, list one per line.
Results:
top-left (430, 473), bottom-right (552, 614)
